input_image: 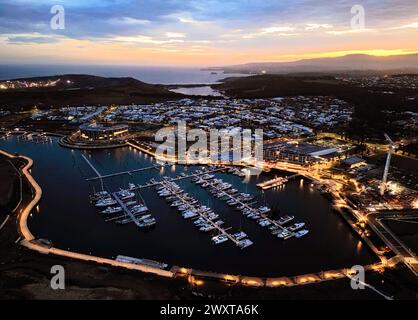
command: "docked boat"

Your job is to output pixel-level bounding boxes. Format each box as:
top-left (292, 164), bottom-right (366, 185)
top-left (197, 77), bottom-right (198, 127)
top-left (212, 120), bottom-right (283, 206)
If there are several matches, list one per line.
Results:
top-left (124, 200), bottom-right (137, 206)
top-left (137, 219), bottom-right (156, 229)
top-left (227, 200), bottom-right (238, 206)
top-left (237, 204), bottom-right (245, 210)
top-left (211, 234), bottom-right (228, 244)
top-left (178, 205), bottom-right (189, 211)
top-left (238, 239), bottom-right (253, 249)
top-left (277, 229), bottom-right (294, 240)
top-left (128, 183), bottom-right (136, 190)
top-left (116, 189), bottom-right (136, 200)
top-left (159, 191), bottom-right (171, 197)
top-left (91, 190), bottom-right (109, 200)
top-left (182, 210), bottom-right (198, 219)
top-left (289, 222), bottom-right (305, 232)
top-left (131, 205), bottom-right (148, 214)
top-left (232, 231), bottom-right (247, 241)
top-left (295, 229), bottom-right (309, 238)
top-left (171, 200), bottom-right (183, 207)
top-left (101, 206), bottom-right (122, 214)
top-left (95, 198), bottom-right (117, 208)
top-left (137, 214), bottom-right (152, 221)
top-left (193, 218), bottom-right (206, 225)
top-left (202, 174), bottom-right (214, 180)
top-left (206, 213), bottom-right (219, 220)
top-left (258, 219), bottom-right (271, 227)
top-left (200, 225), bottom-right (215, 232)
top-left (258, 206), bottom-right (271, 214)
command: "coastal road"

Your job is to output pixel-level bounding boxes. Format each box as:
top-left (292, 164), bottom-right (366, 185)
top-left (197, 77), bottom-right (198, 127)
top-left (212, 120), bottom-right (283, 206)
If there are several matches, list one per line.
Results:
top-left (367, 211), bottom-right (418, 277)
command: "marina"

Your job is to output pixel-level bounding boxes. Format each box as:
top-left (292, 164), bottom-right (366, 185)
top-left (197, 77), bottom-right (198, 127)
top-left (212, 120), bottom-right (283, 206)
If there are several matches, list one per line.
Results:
top-left (0, 135), bottom-right (377, 278)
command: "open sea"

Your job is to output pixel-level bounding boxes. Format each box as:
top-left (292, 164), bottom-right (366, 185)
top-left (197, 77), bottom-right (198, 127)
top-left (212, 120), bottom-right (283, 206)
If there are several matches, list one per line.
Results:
top-left (0, 64), bottom-right (245, 85)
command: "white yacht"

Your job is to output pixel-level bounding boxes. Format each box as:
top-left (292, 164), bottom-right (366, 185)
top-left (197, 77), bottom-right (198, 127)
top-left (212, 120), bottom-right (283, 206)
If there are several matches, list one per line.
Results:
top-left (101, 206), bottom-right (122, 214)
top-left (131, 205), bottom-right (148, 214)
top-left (258, 219), bottom-right (271, 227)
top-left (232, 231), bottom-right (247, 241)
top-left (238, 239), bottom-right (253, 249)
top-left (200, 225), bottom-right (215, 232)
top-left (295, 229), bottom-right (309, 238)
top-left (277, 229), bottom-right (294, 240)
top-left (137, 214), bottom-right (152, 222)
top-left (95, 198), bottom-right (117, 208)
top-left (182, 210), bottom-right (198, 219)
top-left (211, 234), bottom-right (228, 244)
top-left (116, 189), bottom-right (136, 200)
top-left (289, 222), bottom-right (305, 232)
top-left (258, 206), bottom-right (271, 214)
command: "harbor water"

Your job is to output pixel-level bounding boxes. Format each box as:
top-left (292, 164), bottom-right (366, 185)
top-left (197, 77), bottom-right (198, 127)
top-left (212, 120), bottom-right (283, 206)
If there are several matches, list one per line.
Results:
top-left (0, 136), bottom-right (377, 277)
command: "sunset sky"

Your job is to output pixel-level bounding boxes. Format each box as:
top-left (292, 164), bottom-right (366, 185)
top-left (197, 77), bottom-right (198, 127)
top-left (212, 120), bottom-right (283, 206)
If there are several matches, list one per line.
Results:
top-left (1, 0), bottom-right (418, 66)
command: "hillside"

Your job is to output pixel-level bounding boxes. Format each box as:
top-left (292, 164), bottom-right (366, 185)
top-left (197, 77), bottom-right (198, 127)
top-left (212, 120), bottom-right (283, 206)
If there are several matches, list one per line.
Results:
top-left (0, 74), bottom-right (183, 109)
top-left (208, 54), bottom-right (418, 74)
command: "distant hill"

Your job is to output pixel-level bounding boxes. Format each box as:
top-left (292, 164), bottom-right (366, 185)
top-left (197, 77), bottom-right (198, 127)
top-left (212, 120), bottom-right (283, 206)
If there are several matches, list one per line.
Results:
top-left (0, 74), bottom-right (183, 109)
top-left (208, 54), bottom-right (418, 75)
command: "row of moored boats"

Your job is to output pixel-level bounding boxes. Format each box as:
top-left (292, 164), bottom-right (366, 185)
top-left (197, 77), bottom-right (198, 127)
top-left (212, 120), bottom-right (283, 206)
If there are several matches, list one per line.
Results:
top-left (156, 179), bottom-right (253, 249)
top-left (192, 174), bottom-right (309, 240)
top-left (90, 183), bottom-right (155, 229)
